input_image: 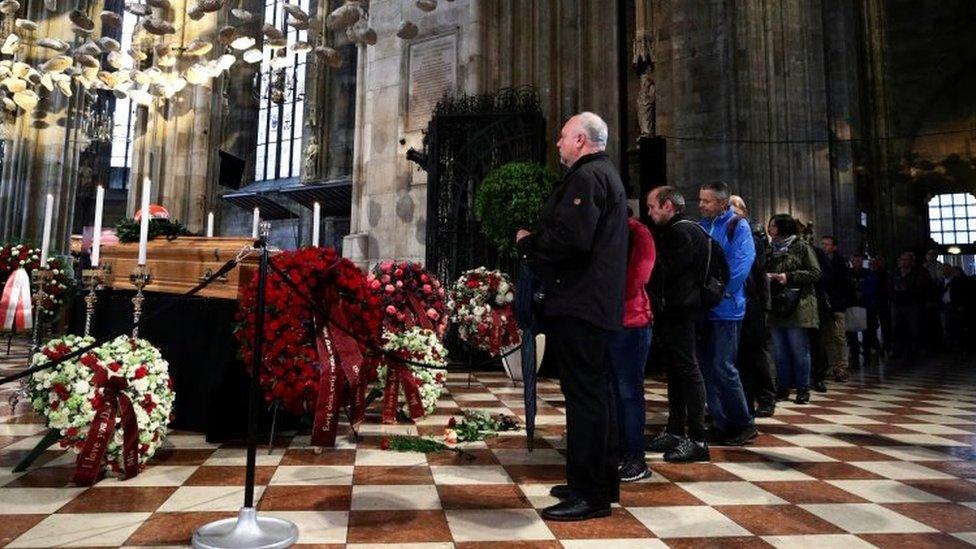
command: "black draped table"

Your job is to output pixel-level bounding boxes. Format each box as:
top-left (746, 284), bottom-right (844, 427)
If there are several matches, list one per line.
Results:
top-left (68, 288), bottom-right (292, 442)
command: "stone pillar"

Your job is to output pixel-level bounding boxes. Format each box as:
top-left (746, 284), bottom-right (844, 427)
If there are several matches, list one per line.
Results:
top-left (0, 2), bottom-right (99, 253)
top-left (128, 0), bottom-right (221, 231)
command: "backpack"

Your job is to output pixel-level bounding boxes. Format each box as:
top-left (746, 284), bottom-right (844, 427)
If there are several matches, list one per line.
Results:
top-left (676, 220), bottom-right (730, 309)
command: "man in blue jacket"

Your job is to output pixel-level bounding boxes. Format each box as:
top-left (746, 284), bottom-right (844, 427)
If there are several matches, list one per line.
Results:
top-left (698, 181), bottom-right (757, 445)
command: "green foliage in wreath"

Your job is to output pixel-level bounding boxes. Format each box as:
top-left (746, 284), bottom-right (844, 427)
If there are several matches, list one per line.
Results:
top-left (475, 162), bottom-right (558, 258)
top-left (115, 218), bottom-right (194, 243)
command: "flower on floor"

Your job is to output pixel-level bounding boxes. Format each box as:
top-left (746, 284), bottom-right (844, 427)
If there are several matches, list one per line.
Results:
top-left (0, 243), bottom-right (74, 324)
top-left (375, 327), bottom-right (448, 421)
top-left (27, 335), bottom-right (175, 484)
top-left (444, 410), bottom-right (521, 445)
top-left (448, 267), bottom-right (520, 356)
top-left (368, 260), bottom-right (449, 338)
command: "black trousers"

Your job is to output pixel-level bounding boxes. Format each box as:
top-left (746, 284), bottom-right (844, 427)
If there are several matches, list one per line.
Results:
top-left (736, 325), bottom-right (777, 411)
top-left (809, 327), bottom-right (828, 384)
top-left (658, 314), bottom-right (707, 441)
top-left (546, 315), bottom-right (619, 506)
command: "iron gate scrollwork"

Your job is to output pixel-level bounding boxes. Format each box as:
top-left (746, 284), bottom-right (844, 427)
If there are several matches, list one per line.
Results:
top-left (421, 87), bottom-right (547, 287)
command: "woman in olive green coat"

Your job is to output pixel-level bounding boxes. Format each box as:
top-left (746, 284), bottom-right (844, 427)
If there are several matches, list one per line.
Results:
top-left (765, 214), bottom-right (822, 404)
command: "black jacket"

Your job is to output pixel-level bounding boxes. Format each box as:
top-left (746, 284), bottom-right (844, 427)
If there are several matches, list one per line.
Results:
top-left (648, 213), bottom-right (707, 317)
top-left (821, 251), bottom-right (853, 313)
top-left (517, 152), bottom-right (628, 331)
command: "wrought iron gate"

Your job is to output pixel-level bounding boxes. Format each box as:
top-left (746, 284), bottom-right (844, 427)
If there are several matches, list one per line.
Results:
top-left (422, 87), bottom-right (547, 286)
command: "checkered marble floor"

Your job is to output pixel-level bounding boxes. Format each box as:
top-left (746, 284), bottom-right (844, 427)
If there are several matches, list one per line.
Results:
top-left (1, 336), bottom-right (975, 548)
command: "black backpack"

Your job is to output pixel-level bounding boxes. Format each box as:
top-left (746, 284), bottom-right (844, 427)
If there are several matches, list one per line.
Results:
top-left (676, 220), bottom-right (730, 309)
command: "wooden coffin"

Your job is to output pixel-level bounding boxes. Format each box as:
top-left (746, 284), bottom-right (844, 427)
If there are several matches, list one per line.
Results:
top-left (99, 237), bottom-right (263, 300)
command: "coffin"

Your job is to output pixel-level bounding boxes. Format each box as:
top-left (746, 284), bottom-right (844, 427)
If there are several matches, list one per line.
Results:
top-left (99, 237), bottom-right (264, 300)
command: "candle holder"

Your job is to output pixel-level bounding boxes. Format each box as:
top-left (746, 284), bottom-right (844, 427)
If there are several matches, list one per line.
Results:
top-left (129, 265), bottom-right (153, 338)
top-left (81, 264), bottom-right (111, 337)
top-left (29, 268), bottom-right (54, 360)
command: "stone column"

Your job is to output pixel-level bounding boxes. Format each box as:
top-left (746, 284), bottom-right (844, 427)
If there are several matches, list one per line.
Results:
top-left (0, 2), bottom-right (99, 253)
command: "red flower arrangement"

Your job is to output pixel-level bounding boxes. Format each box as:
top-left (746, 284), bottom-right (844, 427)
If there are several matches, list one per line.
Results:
top-left (367, 260), bottom-right (448, 338)
top-left (0, 243), bottom-right (73, 323)
top-left (234, 247), bottom-right (384, 446)
top-left (447, 267), bottom-right (520, 356)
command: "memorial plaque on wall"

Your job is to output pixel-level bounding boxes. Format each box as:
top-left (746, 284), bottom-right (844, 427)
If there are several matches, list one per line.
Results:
top-left (407, 34), bottom-right (458, 131)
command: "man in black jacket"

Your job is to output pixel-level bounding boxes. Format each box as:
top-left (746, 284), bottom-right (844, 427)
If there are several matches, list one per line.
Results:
top-left (818, 236), bottom-right (852, 382)
top-left (644, 186), bottom-right (710, 463)
top-left (516, 112), bottom-right (627, 521)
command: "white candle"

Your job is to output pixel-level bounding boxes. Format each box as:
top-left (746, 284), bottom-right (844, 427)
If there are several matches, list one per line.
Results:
top-left (91, 185), bottom-right (104, 267)
top-left (137, 177), bottom-right (151, 266)
top-left (251, 207), bottom-right (260, 239)
top-left (206, 211), bottom-right (214, 237)
top-left (312, 201), bottom-right (320, 247)
top-left (39, 193), bottom-right (53, 268)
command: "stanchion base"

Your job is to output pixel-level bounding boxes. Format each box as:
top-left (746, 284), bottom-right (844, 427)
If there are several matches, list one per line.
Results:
top-left (192, 507), bottom-right (298, 549)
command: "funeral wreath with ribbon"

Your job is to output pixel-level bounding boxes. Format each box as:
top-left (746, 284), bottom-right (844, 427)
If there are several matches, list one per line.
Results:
top-left (448, 267), bottom-right (520, 357)
top-left (27, 335), bottom-right (175, 485)
top-left (234, 247), bottom-right (384, 447)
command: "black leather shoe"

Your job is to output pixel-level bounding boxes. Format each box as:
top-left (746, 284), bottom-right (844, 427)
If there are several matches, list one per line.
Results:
top-left (541, 498), bottom-right (611, 521)
top-left (549, 484), bottom-right (618, 503)
top-left (724, 425), bottom-right (758, 446)
top-left (646, 431), bottom-right (681, 453)
top-left (812, 380), bottom-right (827, 393)
top-left (755, 403), bottom-right (775, 418)
top-left (795, 390), bottom-right (810, 404)
top-left (664, 438), bottom-right (710, 463)
top-left (549, 484), bottom-right (576, 500)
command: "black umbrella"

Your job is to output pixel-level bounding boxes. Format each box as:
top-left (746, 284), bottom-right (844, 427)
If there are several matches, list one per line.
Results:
top-left (514, 263), bottom-right (544, 451)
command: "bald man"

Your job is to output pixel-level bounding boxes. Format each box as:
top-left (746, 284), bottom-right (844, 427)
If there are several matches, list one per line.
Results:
top-left (517, 112), bottom-right (628, 521)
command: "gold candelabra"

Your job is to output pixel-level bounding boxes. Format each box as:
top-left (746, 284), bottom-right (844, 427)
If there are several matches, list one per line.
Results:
top-left (129, 265), bottom-right (152, 338)
top-left (29, 268), bottom-right (54, 360)
top-left (81, 265), bottom-right (111, 337)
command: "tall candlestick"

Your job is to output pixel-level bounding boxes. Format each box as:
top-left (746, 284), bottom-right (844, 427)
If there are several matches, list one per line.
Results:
top-left (251, 207), bottom-right (260, 239)
top-left (91, 185), bottom-right (105, 267)
top-left (137, 177), bottom-right (151, 266)
top-left (206, 211), bottom-right (214, 237)
top-left (39, 194), bottom-right (53, 268)
top-left (312, 201), bottom-right (320, 247)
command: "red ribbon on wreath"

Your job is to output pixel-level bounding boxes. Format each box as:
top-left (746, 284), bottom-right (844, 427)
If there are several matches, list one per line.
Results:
top-left (310, 300), bottom-right (366, 446)
top-left (71, 376), bottom-right (140, 485)
top-left (381, 361), bottom-right (425, 424)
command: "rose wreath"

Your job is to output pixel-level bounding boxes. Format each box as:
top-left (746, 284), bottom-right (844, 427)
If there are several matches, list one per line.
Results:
top-left (375, 327), bottom-right (448, 423)
top-left (367, 260), bottom-right (449, 339)
top-left (27, 334), bottom-right (175, 485)
top-left (234, 247), bottom-right (384, 447)
top-left (448, 267), bottom-right (520, 356)
top-left (0, 243), bottom-right (73, 325)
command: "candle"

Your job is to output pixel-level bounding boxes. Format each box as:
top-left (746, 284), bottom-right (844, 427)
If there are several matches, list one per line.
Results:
top-left (39, 193), bottom-right (53, 268)
top-left (206, 211), bottom-right (214, 237)
top-left (91, 185), bottom-right (104, 267)
top-left (137, 177), bottom-right (151, 266)
top-left (312, 201), bottom-right (320, 247)
top-left (251, 207), bottom-right (260, 239)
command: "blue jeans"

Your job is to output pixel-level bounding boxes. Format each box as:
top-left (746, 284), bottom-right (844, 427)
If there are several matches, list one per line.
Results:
top-left (698, 319), bottom-right (754, 432)
top-left (607, 326), bottom-right (652, 460)
top-left (771, 326), bottom-right (811, 391)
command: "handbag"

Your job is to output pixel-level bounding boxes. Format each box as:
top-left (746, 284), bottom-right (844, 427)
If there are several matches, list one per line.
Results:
top-left (770, 285), bottom-right (801, 317)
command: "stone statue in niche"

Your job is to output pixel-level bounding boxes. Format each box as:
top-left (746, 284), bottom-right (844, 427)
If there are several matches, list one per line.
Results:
top-left (303, 135), bottom-right (319, 180)
top-left (636, 57), bottom-right (656, 137)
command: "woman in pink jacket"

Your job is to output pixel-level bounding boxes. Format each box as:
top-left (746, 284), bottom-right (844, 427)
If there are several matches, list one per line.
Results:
top-left (609, 208), bottom-right (656, 482)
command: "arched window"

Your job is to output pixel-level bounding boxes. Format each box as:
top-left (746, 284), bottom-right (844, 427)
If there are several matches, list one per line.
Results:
top-left (254, 0), bottom-right (309, 182)
top-left (928, 193), bottom-right (976, 245)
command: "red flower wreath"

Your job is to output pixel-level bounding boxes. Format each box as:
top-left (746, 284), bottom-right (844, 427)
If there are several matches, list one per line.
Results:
top-left (367, 260), bottom-right (449, 338)
top-left (0, 243), bottom-right (73, 323)
top-left (234, 247), bottom-right (384, 445)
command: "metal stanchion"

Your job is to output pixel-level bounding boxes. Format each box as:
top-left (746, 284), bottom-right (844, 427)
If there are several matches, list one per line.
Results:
top-left (192, 222), bottom-right (298, 549)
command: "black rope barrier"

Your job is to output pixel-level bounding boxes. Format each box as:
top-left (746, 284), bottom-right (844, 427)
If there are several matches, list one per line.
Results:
top-left (0, 255), bottom-right (244, 387)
